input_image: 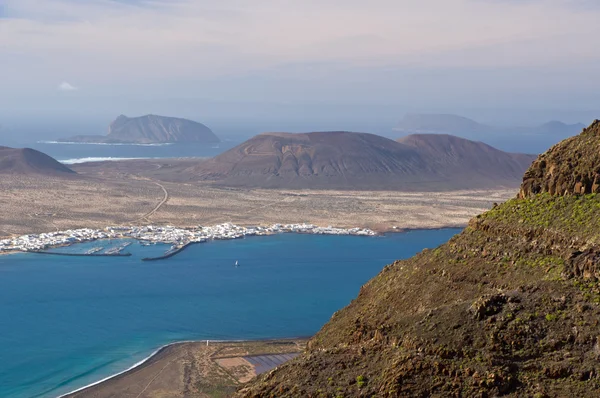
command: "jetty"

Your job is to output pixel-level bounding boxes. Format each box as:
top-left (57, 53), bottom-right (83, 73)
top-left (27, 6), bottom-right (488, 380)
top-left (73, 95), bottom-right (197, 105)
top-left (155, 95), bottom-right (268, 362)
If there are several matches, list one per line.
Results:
top-left (141, 241), bottom-right (199, 262)
top-left (104, 241), bottom-right (132, 255)
top-left (86, 246), bottom-right (104, 254)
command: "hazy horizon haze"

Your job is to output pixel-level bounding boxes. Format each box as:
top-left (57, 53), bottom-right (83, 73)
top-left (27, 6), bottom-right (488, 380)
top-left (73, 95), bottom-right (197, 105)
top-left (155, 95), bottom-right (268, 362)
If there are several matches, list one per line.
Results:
top-left (1, 0), bottom-right (599, 149)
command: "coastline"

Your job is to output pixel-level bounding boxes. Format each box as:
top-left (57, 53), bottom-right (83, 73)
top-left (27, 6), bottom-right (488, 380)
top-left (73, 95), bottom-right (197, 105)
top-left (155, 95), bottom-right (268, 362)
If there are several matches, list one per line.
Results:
top-left (60, 338), bottom-right (308, 398)
top-left (0, 225), bottom-right (466, 258)
top-left (58, 341), bottom-right (186, 398)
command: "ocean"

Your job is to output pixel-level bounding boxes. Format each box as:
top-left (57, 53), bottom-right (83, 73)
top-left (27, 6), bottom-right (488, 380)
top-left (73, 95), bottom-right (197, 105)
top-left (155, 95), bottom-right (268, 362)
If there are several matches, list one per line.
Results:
top-left (28, 141), bottom-right (238, 164)
top-left (0, 230), bottom-right (460, 398)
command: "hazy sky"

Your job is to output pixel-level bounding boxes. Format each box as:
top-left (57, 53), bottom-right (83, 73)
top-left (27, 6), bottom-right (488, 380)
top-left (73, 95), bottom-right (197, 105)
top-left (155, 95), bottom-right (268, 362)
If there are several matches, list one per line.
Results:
top-left (1, 0), bottom-right (599, 125)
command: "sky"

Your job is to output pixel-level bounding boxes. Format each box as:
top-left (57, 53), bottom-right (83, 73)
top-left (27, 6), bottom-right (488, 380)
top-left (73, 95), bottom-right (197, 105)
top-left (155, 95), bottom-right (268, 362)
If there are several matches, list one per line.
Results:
top-left (0, 0), bottom-right (599, 137)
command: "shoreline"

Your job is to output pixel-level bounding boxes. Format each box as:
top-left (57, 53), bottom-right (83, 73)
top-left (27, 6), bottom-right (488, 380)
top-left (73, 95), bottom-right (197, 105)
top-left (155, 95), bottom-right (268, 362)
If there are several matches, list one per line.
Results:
top-left (59, 337), bottom-right (309, 398)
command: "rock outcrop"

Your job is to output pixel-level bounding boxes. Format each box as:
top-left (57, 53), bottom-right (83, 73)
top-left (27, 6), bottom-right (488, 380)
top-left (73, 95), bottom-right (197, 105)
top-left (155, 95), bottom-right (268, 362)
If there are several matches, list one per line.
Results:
top-left (521, 120), bottom-right (600, 197)
top-left (235, 120), bottom-right (600, 397)
top-left (62, 114), bottom-right (220, 144)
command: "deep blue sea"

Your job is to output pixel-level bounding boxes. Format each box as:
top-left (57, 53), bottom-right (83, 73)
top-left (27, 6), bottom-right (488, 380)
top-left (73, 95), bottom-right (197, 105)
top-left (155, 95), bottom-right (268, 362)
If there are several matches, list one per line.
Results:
top-left (0, 230), bottom-right (460, 398)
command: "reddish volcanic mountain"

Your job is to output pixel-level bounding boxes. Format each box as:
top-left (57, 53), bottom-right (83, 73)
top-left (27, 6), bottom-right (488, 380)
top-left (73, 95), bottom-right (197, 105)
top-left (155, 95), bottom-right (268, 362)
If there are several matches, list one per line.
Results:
top-left (0, 146), bottom-right (76, 176)
top-left (186, 131), bottom-right (535, 190)
top-left (397, 134), bottom-right (536, 185)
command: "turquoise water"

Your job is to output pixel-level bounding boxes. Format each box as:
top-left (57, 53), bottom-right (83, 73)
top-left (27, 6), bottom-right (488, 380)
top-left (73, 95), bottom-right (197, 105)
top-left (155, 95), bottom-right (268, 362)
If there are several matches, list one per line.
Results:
top-left (0, 230), bottom-right (460, 398)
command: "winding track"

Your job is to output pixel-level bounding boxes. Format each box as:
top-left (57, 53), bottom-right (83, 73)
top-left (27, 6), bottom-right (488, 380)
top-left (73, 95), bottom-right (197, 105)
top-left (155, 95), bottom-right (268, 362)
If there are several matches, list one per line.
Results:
top-left (135, 181), bottom-right (169, 222)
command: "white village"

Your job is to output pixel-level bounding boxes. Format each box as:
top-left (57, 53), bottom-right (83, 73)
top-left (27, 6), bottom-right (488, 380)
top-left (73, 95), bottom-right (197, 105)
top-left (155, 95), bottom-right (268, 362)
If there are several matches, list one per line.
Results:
top-left (0, 223), bottom-right (376, 254)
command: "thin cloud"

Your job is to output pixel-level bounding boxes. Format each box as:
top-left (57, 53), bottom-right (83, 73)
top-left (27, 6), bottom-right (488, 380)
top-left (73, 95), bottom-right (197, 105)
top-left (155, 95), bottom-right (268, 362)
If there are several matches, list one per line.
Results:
top-left (58, 81), bottom-right (78, 91)
top-left (0, 0), bottom-right (598, 107)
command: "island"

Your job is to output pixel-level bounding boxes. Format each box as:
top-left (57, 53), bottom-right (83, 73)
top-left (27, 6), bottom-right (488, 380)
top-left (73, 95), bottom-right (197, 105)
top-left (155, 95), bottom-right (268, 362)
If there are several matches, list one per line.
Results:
top-left (60, 114), bottom-right (220, 144)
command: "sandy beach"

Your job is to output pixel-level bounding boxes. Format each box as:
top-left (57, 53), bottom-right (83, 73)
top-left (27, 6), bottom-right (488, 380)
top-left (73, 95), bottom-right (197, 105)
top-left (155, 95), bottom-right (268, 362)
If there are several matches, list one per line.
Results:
top-left (61, 339), bottom-right (306, 398)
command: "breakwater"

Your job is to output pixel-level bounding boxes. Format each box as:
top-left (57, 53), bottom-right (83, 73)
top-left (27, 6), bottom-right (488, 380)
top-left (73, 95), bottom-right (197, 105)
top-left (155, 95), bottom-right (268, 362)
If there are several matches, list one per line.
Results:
top-left (141, 242), bottom-right (199, 261)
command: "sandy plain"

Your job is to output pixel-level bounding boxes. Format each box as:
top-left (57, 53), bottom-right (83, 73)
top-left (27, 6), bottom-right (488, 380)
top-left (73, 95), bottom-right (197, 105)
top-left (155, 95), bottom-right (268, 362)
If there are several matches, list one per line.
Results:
top-left (0, 166), bottom-right (516, 239)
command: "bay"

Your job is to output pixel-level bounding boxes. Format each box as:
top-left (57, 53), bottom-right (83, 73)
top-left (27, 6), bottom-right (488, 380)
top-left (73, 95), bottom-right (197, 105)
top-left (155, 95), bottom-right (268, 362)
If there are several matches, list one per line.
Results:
top-left (0, 230), bottom-right (460, 398)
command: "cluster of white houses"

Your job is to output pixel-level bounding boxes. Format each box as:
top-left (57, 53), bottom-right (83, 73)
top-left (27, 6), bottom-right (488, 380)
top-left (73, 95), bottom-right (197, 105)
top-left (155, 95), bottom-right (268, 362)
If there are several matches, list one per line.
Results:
top-left (0, 223), bottom-right (376, 253)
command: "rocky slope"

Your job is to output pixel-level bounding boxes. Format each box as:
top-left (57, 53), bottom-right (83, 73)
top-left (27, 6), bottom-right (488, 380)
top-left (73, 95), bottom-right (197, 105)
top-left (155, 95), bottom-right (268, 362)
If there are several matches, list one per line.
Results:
top-left (0, 146), bottom-right (76, 176)
top-left (521, 120), bottom-right (600, 197)
top-left (62, 114), bottom-right (220, 144)
top-left (235, 120), bottom-right (600, 397)
top-left (187, 131), bottom-right (534, 190)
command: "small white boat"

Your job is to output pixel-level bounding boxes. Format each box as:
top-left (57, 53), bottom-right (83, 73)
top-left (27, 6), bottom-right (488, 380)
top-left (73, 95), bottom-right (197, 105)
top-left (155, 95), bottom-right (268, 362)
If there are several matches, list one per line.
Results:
top-left (235, 260), bottom-right (239, 267)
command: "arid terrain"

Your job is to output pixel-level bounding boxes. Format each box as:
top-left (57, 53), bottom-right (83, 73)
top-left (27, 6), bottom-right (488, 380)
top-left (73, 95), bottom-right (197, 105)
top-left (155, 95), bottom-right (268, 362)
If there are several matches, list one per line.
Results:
top-left (0, 166), bottom-right (515, 238)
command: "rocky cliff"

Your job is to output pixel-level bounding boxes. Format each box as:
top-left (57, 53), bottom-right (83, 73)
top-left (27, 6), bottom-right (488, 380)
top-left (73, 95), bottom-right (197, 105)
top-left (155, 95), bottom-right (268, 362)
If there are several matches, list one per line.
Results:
top-left (235, 120), bottom-right (600, 397)
top-left (521, 120), bottom-right (600, 197)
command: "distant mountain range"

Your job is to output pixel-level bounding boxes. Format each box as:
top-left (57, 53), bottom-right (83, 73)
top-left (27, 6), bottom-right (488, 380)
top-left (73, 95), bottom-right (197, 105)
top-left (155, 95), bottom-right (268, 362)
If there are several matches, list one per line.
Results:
top-left (61, 114), bottom-right (220, 144)
top-left (184, 131), bottom-right (536, 190)
top-left (2, 129), bottom-right (537, 190)
top-left (394, 113), bottom-right (586, 137)
top-left (0, 146), bottom-right (76, 177)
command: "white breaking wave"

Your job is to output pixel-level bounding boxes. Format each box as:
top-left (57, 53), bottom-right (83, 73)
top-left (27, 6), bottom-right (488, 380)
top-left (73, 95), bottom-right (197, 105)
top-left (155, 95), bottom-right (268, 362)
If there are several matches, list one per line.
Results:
top-left (55, 343), bottom-right (171, 398)
top-left (60, 157), bottom-right (153, 164)
top-left (38, 141), bottom-right (173, 147)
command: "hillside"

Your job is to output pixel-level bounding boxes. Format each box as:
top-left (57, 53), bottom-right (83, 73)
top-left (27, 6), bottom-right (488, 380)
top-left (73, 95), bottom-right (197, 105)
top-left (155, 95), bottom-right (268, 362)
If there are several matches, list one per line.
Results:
top-left (236, 121), bottom-right (600, 397)
top-left (187, 131), bottom-right (535, 190)
top-left (0, 146), bottom-right (76, 176)
top-left (62, 114), bottom-right (220, 144)
top-left (397, 134), bottom-right (535, 183)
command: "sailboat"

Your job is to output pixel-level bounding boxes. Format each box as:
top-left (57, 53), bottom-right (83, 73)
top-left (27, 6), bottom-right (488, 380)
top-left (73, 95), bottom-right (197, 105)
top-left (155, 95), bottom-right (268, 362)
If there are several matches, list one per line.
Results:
top-left (235, 260), bottom-right (239, 267)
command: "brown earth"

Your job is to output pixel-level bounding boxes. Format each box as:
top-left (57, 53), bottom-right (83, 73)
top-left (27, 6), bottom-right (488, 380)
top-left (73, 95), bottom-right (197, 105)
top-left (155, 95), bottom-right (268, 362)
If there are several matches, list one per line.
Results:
top-left (176, 131), bottom-right (534, 190)
top-left (234, 121), bottom-right (600, 397)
